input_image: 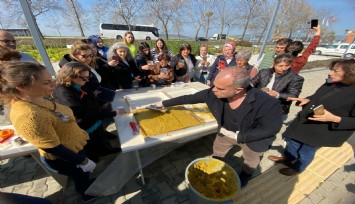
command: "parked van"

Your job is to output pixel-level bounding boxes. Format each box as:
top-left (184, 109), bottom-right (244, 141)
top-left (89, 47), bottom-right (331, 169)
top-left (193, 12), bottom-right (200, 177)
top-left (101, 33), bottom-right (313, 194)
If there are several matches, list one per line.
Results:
top-left (210, 34), bottom-right (227, 40)
top-left (314, 43), bottom-right (355, 58)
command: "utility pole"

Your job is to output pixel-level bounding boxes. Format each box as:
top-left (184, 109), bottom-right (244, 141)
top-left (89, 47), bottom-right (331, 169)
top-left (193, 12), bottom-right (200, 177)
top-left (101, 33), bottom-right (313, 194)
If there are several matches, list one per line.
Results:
top-left (257, 0), bottom-right (281, 62)
top-left (19, 0), bottom-right (55, 76)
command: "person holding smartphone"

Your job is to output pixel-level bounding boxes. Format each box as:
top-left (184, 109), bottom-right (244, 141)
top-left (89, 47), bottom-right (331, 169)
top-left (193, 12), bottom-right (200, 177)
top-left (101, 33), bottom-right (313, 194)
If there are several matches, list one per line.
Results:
top-left (170, 43), bottom-right (197, 83)
top-left (195, 44), bottom-right (216, 84)
top-left (206, 42), bottom-right (237, 87)
top-left (268, 58), bottom-right (355, 176)
top-left (285, 24), bottom-right (321, 73)
top-left (147, 53), bottom-right (174, 86)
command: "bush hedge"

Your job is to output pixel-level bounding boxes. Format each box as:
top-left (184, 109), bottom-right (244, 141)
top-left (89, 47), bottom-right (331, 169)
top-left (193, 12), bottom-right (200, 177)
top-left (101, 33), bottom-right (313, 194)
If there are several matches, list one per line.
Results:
top-left (16, 37), bottom-right (273, 62)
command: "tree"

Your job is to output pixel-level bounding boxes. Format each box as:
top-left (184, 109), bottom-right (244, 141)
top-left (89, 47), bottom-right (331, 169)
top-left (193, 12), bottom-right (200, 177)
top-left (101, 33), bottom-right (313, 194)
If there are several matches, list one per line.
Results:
top-left (274, 0), bottom-right (313, 38)
top-left (45, 15), bottom-right (63, 36)
top-left (104, 0), bottom-right (144, 31)
top-left (215, 0), bottom-right (237, 37)
top-left (235, 0), bottom-right (263, 41)
top-left (205, 11), bottom-right (213, 38)
top-left (173, 19), bottom-right (184, 39)
top-left (184, 1), bottom-right (203, 40)
top-left (146, 0), bottom-right (183, 40)
top-left (2, 0), bottom-right (62, 39)
top-left (248, 0), bottom-right (272, 44)
top-left (88, 1), bottom-right (110, 33)
top-left (322, 31), bottom-right (336, 43)
top-left (61, 0), bottom-right (87, 37)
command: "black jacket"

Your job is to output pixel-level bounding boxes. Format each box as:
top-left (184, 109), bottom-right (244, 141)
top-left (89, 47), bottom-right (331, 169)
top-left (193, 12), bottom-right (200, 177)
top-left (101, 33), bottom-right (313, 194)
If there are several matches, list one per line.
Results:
top-left (207, 55), bottom-right (237, 87)
top-left (163, 87), bottom-right (283, 152)
top-left (100, 59), bottom-right (141, 90)
top-left (58, 54), bottom-right (101, 94)
top-left (53, 85), bottom-right (116, 130)
top-left (134, 53), bottom-right (152, 87)
top-left (170, 54), bottom-right (197, 77)
top-left (250, 68), bottom-right (304, 114)
top-left (284, 83), bottom-right (355, 147)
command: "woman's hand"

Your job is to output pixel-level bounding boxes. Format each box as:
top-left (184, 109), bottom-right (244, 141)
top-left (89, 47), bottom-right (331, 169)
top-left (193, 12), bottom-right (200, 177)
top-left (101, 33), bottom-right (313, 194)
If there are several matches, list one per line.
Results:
top-left (207, 80), bottom-right (211, 86)
top-left (308, 109), bottom-right (341, 123)
top-left (108, 59), bottom-right (119, 67)
top-left (287, 97), bottom-right (310, 106)
top-left (177, 62), bottom-right (185, 69)
top-left (313, 25), bottom-right (321, 35)
top-left (93, 90), bottom-right (101, 97)
top-left (268, 89), bottom-right (279, 97)
top-left (115, 109), bottom-right (126, 115)
top-left (141, 64), bottom-right (151, 70)
top-left (134, 76), bottom-right (142, 82)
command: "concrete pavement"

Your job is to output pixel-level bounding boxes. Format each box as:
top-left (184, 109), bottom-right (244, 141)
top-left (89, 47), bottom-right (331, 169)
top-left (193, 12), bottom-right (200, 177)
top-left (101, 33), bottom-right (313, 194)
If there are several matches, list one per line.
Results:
top-left (1, 66), bottom-right (354, 204)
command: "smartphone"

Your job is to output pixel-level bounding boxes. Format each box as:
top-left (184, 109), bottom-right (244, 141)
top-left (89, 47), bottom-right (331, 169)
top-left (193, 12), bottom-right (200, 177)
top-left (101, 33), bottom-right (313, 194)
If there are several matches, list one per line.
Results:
top-left (313, 104), bottom-right (325, 115)
top-left (310, 19), bottom-right (318, 29)
top-left (161, 68), bottom-right (168, 73)
top-left (112, 55), bottom-right (120, 61)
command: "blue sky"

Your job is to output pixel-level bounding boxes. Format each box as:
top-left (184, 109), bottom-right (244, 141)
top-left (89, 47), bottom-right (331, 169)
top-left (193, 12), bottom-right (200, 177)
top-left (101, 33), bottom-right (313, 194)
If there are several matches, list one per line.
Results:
top-left (30, 0), bottom-right (355, 38)
top-left (307, 0), bottom-right (355, 36)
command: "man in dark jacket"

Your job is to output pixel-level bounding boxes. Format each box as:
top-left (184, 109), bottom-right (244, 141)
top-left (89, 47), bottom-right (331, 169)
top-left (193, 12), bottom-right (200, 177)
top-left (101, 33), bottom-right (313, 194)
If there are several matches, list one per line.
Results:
top-left (162, 67), bottom-right (283, 187)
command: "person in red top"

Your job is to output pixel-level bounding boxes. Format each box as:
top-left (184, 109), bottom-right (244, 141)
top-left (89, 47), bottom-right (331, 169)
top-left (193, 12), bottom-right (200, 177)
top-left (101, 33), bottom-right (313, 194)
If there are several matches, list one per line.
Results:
top-left (285, 25), bottom-right (321, 73)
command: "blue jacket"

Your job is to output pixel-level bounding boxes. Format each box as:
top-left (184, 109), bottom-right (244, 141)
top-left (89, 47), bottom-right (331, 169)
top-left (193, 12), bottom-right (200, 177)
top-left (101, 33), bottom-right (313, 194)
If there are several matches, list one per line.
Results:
top-left (88, 35), bottom-right (109, 60)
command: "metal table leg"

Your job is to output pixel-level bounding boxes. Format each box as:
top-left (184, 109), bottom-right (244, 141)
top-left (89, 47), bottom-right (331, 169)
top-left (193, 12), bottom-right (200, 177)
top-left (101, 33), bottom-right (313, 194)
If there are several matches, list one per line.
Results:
top-left (135, 150), bottom-right (145, 185)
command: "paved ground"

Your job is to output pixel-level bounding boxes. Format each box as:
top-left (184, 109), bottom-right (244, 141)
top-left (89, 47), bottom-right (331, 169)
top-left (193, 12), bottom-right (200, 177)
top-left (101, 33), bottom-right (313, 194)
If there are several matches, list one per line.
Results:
top-left (1, 63), bottom-right (354, 204)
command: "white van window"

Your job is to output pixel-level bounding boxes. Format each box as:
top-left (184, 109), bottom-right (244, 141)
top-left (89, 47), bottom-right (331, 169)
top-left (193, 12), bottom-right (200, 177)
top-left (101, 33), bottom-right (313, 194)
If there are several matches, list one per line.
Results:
top-left (340, 45), bottom-right (349, 49)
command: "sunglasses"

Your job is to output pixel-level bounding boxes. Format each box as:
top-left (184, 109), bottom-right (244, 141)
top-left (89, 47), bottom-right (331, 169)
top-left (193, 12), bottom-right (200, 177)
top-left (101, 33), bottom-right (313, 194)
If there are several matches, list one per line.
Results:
top-left (78, 54), bottom-right (94, 59)
top-left (0, 39), bottom-right (16, 43)
top-left (78, 76), bottom-right (90, 81)
top-left (81, 39), bottom-right (92, 44)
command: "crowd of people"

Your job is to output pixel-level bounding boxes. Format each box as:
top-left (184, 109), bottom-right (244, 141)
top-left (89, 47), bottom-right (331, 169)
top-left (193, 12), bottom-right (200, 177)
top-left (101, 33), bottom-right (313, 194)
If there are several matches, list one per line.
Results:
top-left (0, 25), bottom-right (354, 201)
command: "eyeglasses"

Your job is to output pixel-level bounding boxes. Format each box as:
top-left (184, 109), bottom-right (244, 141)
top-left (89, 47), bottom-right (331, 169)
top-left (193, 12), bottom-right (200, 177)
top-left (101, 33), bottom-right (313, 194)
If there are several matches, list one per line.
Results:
top-left (78, 76), bottom-right (90, 81)
top-left (78, 54), bottom-right (94, 59)
top-left (0, 39), bottom-right (16, 43)
top-left (81, 39), bottom-right (92, 44)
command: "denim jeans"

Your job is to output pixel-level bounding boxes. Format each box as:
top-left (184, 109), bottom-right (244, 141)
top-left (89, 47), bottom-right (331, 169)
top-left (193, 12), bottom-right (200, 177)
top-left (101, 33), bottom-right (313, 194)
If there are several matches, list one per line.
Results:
top-left (284, 138), bottom-right (318, 172)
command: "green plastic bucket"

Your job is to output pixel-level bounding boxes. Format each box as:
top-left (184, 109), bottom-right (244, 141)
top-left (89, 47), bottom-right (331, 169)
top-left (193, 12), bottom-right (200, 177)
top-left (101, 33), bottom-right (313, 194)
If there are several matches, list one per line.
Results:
top-left (185, 157), bottom-right (240, 204)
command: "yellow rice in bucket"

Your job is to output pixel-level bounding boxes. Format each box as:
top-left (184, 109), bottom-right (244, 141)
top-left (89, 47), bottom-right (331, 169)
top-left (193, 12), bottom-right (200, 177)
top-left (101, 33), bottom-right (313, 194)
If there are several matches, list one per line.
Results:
top-left (187, 158), bottom-right (239, 200)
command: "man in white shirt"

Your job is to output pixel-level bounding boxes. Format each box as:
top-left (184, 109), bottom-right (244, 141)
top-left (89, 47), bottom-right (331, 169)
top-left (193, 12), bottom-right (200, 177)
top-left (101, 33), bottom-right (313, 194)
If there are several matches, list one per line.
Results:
top-left (0, 30), bottom-right (38, 63)
top-left (195, 44), bottom-right (216, 84)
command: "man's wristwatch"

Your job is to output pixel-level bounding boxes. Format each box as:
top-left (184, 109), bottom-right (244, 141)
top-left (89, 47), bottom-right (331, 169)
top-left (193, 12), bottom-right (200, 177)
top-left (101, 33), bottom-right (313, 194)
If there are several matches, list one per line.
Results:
top-left (81, 158), bottom-right (89, 165)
